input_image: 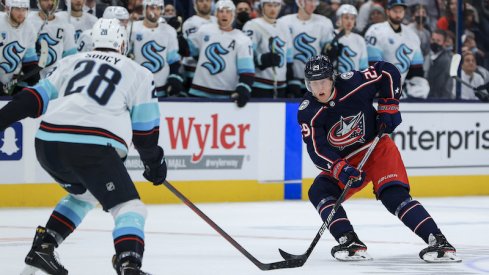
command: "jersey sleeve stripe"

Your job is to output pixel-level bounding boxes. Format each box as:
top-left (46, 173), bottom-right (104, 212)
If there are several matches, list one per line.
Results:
top-left (382, 71), bottom-right (394, 98)
top-left (133, 127), bottom-right (159, 136)
top-left (339, 75), bottom-right (383, 102)
top-left (130, 103), bottom-right (160, 123)
top-left (132, 120), bottom-right (160, 132)
top-left (23, 88), bottom-right (43, 117)
top-left (237, 58), bottom-right (255, 74)
top-left (167, 50), bottom-right (181, 65)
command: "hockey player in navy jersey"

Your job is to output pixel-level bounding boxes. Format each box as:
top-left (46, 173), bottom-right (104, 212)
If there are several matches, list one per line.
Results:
top-left (298, 55), bottom-right (461, 263)
top-left (0, 19), bottom-right (166, 275)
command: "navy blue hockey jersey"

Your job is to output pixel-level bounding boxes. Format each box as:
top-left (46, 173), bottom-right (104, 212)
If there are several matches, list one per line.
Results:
top-left (297, 61), bottom-right (402, 173)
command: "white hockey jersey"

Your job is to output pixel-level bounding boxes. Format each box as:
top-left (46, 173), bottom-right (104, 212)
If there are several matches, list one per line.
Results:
top-left (28, 12), bottom-right (77, 78)
top-left (56, 11), bottom-right (98, 42)
top-left (242, 18), bottom-right (292, 90)
top-left (0, 13), bottom-right (39, 84)
top-left (364, 21), bottom-right (424, 82)
top-left (277, 14), bottom-right (334, 82)
top-left (32, 51), bottom-right (159, 156)
top-left (187, 24), bottom-right (255, 98)
top-left (181, 15), bottom-right (216, 78)
top-left (130, 20), bottom-right (180, 90)
top-left (335, 30), bottom-right (368, 74)
top-left (76, 28), bottom-right (92, 52)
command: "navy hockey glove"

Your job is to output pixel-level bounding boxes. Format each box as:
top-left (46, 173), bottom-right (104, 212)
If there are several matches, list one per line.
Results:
top-left (475, 83), bottom-right (489, 102)
top-left (258, 52), bottom-right (281, 70)
top-left (166, 74), bottom-right (184, 96)
top-left (142, 147), bottom-right (167, 186)
top-left (331, 159), bottom-right (366, 188)
top-left (231, 84), bottom-right (250, 108)
top-left (377, 98), bottom-right (402, 134)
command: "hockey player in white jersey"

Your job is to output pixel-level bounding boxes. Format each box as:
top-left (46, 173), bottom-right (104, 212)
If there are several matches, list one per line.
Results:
top-left (364, 0), bottom-right (424, 85)
top-left (243, 0), bottom-right (294, 98)
top-left (0, 18), bottom-right (166, 275)
top-left (187, 0), bottom-right (255, 107)
top-left (130, 0), bottom-right (182, 97)
top-left (56, 0), bottom-right (97, 42)
top-left (0, 0), bottom-right (39, 95)
top-left (181, 0), bottom-right (216, 87)
top-left (277, 0), bottom-right (334, 96)
top-left (77, 6), bottom-right (129, 52)
top-left (324, 4), bottom-right (368, 74)
top-left (28, 0), bottom-right (77, 77)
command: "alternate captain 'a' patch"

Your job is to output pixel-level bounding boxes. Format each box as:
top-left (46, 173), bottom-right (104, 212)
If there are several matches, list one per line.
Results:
top-left (299, 100), bottom-right (310, 110)
top-left (327, 111), bottom-right (365, 150)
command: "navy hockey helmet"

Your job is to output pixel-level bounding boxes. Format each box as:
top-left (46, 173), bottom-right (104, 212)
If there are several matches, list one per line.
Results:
top-left (386, 0), bottom-right (407, 9)
top-left (304, 55), bottom-right (334, 91)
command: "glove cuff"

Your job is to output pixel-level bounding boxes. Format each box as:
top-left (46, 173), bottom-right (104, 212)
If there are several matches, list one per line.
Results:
top-left (168, 74), bottom-right (183, 83)
top-left (331, 159), bottom-right (347, 180)
top-left (378, 98), bottom-right (399, 114)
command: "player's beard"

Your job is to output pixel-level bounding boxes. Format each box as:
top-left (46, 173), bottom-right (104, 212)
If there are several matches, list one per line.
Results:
top-left (389, 17), bottom-right (403, 25)
top-left (197, 6), bottom-right (211, 16)
top-left (146, 11), bottom-right (158, 23)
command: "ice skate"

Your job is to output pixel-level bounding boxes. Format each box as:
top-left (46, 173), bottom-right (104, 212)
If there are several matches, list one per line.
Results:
top-left (331, 231), bottom-right (372, 261)
top-left (21, 226), bottom-right (68, 275)
top-left (112, 254), bottom-right (151, 275)
top-left (419, 233), bottom-right (462, 263)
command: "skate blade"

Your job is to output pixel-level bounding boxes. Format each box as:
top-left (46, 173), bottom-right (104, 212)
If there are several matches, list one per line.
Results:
top-left (422, 251), bottom-right (462, 263)
top-left (20, 265), bottom-right (39, 275)
top-left (334, 250), bottom-right (373, 261)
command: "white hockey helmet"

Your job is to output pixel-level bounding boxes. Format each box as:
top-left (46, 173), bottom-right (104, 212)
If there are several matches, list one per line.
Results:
top-left (5, 0), bottom-right (29, 21)
top-left (215, 0), bottom-right (236, 12)
top-left (143, 0), bottom-right (164, 8)
top-left (260, 0), bottom-right (282, 6)
top-left (336, 4), bottom-right (358, 18)
top-left (103, 6), bottom-right (130, 20)
top-left (91, 18), bottom-right (127, 55)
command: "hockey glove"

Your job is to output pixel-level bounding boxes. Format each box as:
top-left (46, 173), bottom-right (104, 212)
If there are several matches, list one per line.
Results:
top-left (258, 52), bottom-right (281, 70)
top-left (286, 80), bottom-right (303, 98)
top-left (230, 84), bottom-right (250, 108)
top-left (377, 98), bottom-right (402, 134)
top-left (142, 147), bottom-right (167, 186)
top-left (166, 74), bottom-right (184, 96)
top-left (475, 83), bottom-right (489, 102)
top-left (331, 159), bottom-right (366, 188)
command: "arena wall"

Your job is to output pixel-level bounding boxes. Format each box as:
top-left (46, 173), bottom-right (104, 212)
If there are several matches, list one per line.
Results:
top-left (0, 100), bottom-right (488, 207)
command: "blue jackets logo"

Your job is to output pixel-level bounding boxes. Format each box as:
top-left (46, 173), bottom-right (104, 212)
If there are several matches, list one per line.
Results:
top-left (0, 122), bottom-right (22, 160)
top-left (327, 112), bottom-right (365, 150)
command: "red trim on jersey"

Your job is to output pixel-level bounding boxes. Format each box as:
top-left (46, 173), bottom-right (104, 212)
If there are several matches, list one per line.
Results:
top-left (24, 88), bottom-right (43, 117)
top-left (40, 123), bottom-right (126, 145)
top-left (310, 106), bottom-right (334, 170)
top-left (133, 128), bottom-right (159, 136)
top-left (414, 217), bottom-right (432, 233)
top-left (338, 75), bottom-right (384, 102)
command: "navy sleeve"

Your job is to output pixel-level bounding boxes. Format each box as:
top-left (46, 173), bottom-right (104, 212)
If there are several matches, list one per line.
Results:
top-left (372, 61), bottom-right (402, 100)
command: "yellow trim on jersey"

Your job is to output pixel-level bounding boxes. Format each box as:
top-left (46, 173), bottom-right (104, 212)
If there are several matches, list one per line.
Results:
top-left (0, 175), bottom-right (488, 207)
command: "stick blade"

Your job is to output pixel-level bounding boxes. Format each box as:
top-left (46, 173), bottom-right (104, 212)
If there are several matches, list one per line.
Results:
top-left (449, 53), bottom-right (461, 77)
top-left (279, 248), bottom-right (304, 260)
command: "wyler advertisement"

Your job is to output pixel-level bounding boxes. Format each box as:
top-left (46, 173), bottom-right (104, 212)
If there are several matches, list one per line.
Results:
top-left (125, 102), bottom-right (286, 181)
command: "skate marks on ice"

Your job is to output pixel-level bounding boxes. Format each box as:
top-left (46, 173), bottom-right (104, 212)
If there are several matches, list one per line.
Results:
top-left (353, 246), bottom-right (489, 275)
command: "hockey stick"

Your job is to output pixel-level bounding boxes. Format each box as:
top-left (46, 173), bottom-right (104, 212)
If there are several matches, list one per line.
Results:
top-left (5, 40), bottom-right (48, 95)
top-left (160, 180), bottom-right (304, 270)
top-left (278, 127), bottom-right (385, 264)
top-left (449, 53), bottom-right (489, 101)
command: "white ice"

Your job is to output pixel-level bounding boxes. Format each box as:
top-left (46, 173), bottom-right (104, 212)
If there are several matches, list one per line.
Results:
top-left (1, 197), bottom-right (489, 275)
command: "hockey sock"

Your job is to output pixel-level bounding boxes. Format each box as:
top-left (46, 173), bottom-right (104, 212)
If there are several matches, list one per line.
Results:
top-left (45, 194), bottom-right (95, 246)
top-left (111, 200), bottom-right (147, 260)
top-left (380, 186), bottom-right (441, 243)
top-left (317, 198), bottom-right (354, 241)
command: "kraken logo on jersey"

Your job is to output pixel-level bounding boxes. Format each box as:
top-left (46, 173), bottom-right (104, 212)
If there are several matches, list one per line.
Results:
top-left (270, 36), bottom-right (286, 67)
top-left (338, 46), bottom-right (357, 73)
top-left (293, 33), bottom-right (317, 64)
top-left (141, 41), bottom-right (166, 73)
top-left (37, 33), bottom-right (59, 67)
top-left (202, 42), bottom-right (229, 75)
top-left (0, 42), bottom-right (25, 73)
top-left (327, 112), bottom-right (365, 150)
top-left (395, 44), bottom-right (413, 74)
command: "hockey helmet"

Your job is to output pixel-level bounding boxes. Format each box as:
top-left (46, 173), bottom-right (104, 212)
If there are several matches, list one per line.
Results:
top-left (260, 0), bottom-right (282, 7)
top-left (304, 55), bottom-right (335, 92)
top-left (103, 6), bottom-right (130, 20)
top-left (91, 18), bottom-right (127, 55)
top-left (215, 0), bottom-right (236, 12)
top-left (336, 4), bottom-right (358, 17)
top-left (386, 0), bottom-right (407, 9)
